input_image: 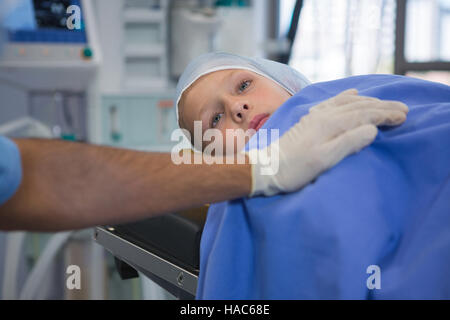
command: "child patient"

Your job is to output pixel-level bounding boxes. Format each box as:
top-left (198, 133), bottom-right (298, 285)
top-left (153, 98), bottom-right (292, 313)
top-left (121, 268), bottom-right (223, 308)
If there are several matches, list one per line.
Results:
top-left (175, 52), bottom-right (309, 154)
top-left (175, 52), bottom-right (407, 155)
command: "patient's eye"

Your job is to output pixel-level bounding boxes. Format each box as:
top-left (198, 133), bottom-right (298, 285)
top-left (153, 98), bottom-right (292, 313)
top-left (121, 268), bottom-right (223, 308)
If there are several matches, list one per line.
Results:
top-left (238, 80), bottom-right (252, 93)
top-left (211, 113), bottom-right (223, 128)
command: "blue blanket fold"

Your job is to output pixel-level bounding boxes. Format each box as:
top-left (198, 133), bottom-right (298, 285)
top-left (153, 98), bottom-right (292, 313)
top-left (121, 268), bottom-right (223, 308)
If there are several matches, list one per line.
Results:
top-left (197, 75), bottom-right (450, 300)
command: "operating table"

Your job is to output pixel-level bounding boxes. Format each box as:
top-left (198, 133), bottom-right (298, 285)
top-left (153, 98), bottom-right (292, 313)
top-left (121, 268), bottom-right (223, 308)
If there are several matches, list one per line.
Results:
top-left (93, 206), bottom-right (208, 300)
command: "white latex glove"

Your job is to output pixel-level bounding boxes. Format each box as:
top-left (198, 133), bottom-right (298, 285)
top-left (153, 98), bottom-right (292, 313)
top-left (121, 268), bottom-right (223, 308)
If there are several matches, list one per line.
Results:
top-left (248, 89), bottom-right (409, 197)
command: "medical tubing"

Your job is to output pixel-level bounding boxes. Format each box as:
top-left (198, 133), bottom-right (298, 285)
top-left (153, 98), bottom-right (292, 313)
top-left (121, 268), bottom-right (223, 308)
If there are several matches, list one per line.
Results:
top-left (19, 232), bottom-right (72, 300)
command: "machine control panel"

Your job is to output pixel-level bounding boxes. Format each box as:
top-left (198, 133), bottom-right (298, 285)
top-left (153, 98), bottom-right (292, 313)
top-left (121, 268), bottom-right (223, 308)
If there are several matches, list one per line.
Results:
top-left (2, 44), bottom-right (93, 62)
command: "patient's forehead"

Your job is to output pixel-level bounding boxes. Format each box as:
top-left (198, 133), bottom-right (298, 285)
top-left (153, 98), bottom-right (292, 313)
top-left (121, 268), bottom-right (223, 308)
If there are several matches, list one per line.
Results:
top-left (185, 69), bottom-right (237, 100)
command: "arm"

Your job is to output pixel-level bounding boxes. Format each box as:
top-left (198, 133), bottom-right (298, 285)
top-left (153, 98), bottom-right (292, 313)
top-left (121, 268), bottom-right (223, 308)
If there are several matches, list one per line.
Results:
top-left (0, 90), bottom-right (408, 232)
top-left (0, 139), bottom-right (251, 231)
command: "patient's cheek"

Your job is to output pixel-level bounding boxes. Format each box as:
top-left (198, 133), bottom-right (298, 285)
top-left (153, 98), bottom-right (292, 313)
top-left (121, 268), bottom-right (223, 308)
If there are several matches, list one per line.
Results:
top-left (258, 90), bottom-right (290, 114)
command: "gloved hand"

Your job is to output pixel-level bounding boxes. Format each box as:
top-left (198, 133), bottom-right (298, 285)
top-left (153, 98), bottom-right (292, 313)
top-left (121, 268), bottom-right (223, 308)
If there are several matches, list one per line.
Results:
top-left (248, 89), bottom-right (409, 196)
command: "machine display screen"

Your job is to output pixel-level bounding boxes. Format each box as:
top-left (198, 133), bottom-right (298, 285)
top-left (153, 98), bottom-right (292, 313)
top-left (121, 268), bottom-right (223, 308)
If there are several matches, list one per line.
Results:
top-left (3, 0), bottom-right (86, 43)
top-left (34, 0), bottom-right (74, 29)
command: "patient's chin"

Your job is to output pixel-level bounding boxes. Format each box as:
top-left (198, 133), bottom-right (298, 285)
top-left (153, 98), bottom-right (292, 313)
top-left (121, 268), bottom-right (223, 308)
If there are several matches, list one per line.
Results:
top-left (203, 138), bottom-right (249, 157)
top-left (202, 129), bottom-right (255, 157)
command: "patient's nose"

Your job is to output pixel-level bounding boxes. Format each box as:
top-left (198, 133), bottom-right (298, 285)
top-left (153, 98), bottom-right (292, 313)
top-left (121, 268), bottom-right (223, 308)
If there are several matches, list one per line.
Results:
top-left (231, 102), bottom-right (250, 123)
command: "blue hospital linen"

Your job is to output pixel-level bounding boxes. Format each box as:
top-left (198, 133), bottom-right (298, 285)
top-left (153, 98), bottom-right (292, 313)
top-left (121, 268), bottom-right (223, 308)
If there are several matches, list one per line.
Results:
top-left (197, 75), bottom-right (450, 299)
top-left (0, 136), bottom-right (22, 206)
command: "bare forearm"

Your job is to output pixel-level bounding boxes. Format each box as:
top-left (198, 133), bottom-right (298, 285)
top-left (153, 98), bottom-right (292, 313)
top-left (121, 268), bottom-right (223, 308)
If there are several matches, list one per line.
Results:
top-left (0, 139), bottom-right (251, 231)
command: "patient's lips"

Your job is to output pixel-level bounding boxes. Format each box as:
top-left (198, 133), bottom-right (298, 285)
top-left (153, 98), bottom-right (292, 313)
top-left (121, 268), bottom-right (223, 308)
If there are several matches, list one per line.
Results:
top-left (249, 113), bottom-right (270, 132)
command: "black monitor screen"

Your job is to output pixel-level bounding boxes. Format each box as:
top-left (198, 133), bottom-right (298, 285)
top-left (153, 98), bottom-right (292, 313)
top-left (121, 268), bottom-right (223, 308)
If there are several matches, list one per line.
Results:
top-left (33, 0), bottom-right (73, 29)
top-left (3, 0), bottom-right (86, 43)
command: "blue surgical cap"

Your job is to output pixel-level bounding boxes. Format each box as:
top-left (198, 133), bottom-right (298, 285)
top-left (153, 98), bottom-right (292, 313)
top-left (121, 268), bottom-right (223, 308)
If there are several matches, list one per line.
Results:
top-left (175, 52), bottom-right (311, 126)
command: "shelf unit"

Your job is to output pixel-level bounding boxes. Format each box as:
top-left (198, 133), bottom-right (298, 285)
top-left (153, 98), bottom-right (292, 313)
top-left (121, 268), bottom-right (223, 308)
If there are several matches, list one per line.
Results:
top-left (95, 0), bottom-right (178, 150)
top-left (122, 0), bottom-right (170, 91)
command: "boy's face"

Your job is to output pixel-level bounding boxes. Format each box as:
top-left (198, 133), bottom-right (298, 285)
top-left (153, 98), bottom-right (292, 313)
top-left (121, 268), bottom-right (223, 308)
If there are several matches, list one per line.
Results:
top-left (179, 69), bottom-right (292, 153)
